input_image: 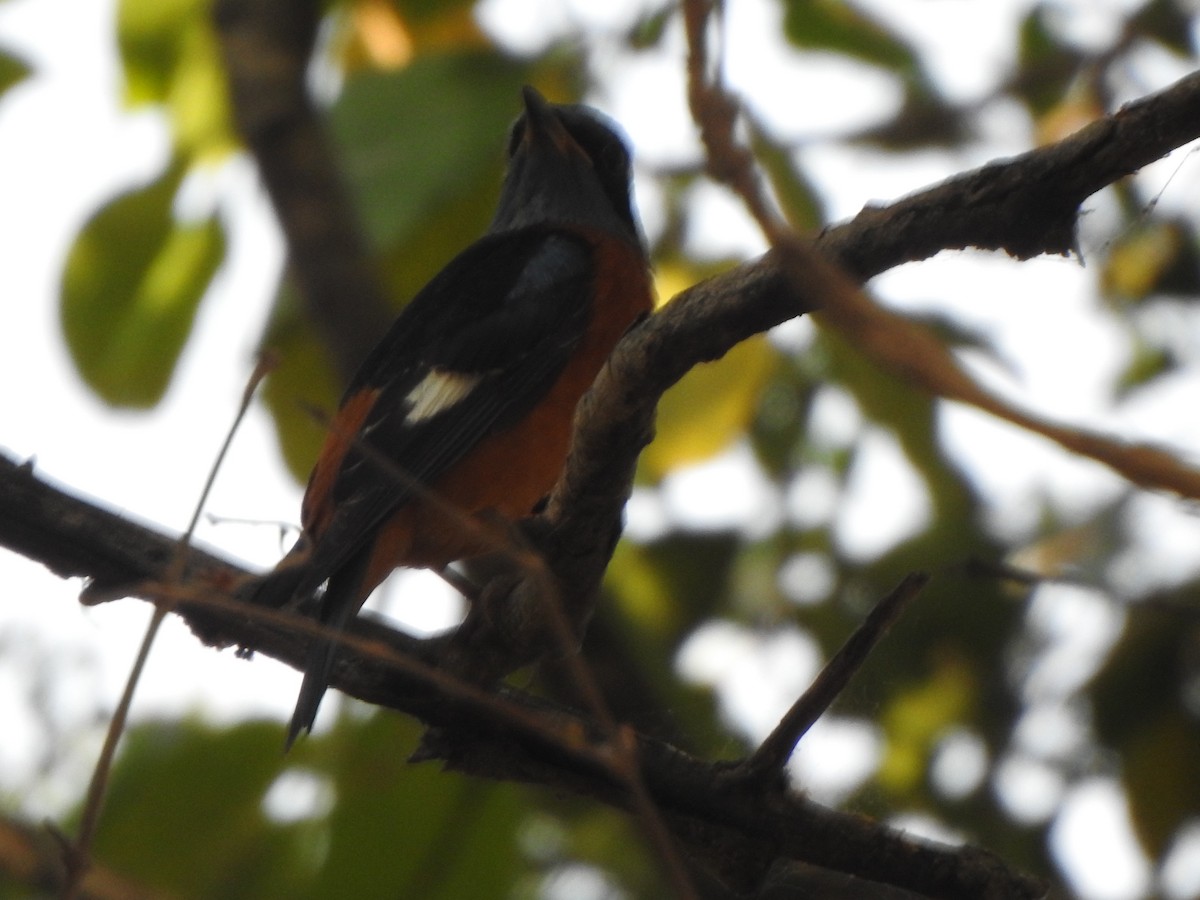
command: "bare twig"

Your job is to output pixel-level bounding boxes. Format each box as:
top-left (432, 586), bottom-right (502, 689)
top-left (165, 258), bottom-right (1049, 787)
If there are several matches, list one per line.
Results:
top-left (682, 0), bottom-right (787, 239)
top-left (681, 3), bottom-right (1200, 504)
top-left (526, 566), bottom-right (700, 899)
top-left (738, 573), bottom-right (930, 784)
top-left (59, 355), bottom-right (274, 900)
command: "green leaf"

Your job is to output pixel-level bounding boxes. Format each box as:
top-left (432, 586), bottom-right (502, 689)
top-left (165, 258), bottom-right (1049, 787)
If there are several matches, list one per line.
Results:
top-left (1115, 336), bottom-right (1175, 400)
top-left (1013, 6), bottom-right (1085, 115)
top-left (0, 48), bottom-right (31, 98)
top-left (849, 87), bottom-right (970, 150)
top-left (330, 52), bottom-right (533, 247)
top-left (1130, 0), bottom-right (1197, 56)
top-left (627, 6), bottom-right (673, 50)
top-left (300, 714), bottom-right (529, 900)
top-left (89, 720), bottom-right (288, 897)
top-left (86, 715), bottom-right (535, 900)
top-left (639, 331), bottom-right (780, 482)
top-left (781, 0), bottom-right (920, 77)
top-left (117, 0), bottom-right (235, 160)
top-left (750, 360), bottom-right (819, 478)
top-left (1092, 610), bottom-right (1200, 858)
top-left (747, 117), bottom-right (825, 230)
top-left (61, 165), bottom-right (226, 407)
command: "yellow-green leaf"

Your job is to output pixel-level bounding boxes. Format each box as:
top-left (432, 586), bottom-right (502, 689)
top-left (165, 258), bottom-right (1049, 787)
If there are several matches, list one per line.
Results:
top-left (877, 654), bottom-right (976, 795)
top-left (61, 166), bottom-right (226, 407)
top-left (118, 0), bottom-right (235, 161)
top-left (1102, 221), bottom-right (1187, 301)
top-left (782, 0), bottom-right (920, 77)
top-left (0, 48), bottom-right (31, 98)
top-left (639, 325), bottom-right (780, 482)
top-left (168, 15), bottom-right (237, 161)
top-left (118, 0), bottom-right (205, 105)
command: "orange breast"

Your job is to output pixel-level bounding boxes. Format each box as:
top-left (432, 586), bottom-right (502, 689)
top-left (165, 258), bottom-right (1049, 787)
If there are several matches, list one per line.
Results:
top-left (363, 234), bottom-right (652, 587)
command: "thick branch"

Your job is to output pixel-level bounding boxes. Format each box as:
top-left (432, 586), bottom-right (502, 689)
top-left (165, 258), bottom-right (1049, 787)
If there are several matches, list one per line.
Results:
top-left (823, 68), bottom-right (1200, 273)
top-left (534, 67), bottom-right (1200, 613)
top-left (0, 451), bottom-right (422, 666)
top-left (212, 0), bottom-right (391, 380)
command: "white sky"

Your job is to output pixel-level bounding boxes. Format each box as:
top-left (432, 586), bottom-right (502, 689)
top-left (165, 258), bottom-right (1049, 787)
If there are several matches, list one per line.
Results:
top-left (1, 0), bottom-right (1199, 896)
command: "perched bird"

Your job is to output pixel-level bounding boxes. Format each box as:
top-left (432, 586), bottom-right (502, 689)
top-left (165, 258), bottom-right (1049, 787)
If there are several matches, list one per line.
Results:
top-left (255, 86), bottom-right (653, 746)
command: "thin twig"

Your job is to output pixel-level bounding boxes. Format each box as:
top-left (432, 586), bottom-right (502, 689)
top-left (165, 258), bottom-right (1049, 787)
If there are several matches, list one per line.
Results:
top-left (682, 0), bottom-right (788, 241)
top-left (527, 560), bottom-right (700, 899)
top-left (58, 355), bottom-right (275, 900)
top-left (682, 0), bottom-right (1200, 505)
top-left (738, 573), bottom-right (930, 784)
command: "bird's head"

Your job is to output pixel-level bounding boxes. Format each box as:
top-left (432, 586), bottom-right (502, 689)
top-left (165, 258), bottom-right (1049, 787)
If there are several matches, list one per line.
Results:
top-left (492, 86), bottom-right (641, 244)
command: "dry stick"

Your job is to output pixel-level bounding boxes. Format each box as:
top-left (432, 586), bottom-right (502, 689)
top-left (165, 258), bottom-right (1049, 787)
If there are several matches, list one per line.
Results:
top-left (149, 582), bottom-right (588, 756)
top-left (682, 0), bottom-right (788, 243)
top-left (527, 565), bottom-right (701, 900)
top-left (814, 274), bottom-right (1200, 499)
top-left (739, 573), bottom-right (930, 783)
top-left (58, 355), bottom-right (275, 900)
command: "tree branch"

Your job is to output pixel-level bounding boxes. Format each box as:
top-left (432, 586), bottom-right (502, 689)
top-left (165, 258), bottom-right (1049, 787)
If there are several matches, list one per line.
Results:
top-left (823, 68), bottom-right (1200, 274)
top-left (0, 451), bottom-right (1043, 899)
top-left (529, 66), bottom-right (1200, 625)
top-left (212, 0), bottom-right (392, 381)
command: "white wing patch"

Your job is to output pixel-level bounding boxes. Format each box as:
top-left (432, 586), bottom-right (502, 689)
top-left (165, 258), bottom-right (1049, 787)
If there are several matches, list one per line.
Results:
top-left (404, 369), bottom-right (482, 422)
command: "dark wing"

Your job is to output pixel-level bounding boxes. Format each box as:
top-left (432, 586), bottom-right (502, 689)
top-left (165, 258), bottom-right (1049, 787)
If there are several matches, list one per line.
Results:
top-left (302, 227), bottom-right (595, 581)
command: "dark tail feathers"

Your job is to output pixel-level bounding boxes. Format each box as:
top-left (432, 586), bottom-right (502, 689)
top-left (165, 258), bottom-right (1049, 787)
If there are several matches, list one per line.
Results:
top-left (284, 560), bottom-right (366, 750)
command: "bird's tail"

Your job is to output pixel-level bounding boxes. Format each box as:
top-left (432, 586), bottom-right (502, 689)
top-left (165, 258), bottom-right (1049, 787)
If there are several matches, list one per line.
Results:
top-left (243, 537), bottom-right (317, 612)
top-left (285, 558), bottom-right (367, 750)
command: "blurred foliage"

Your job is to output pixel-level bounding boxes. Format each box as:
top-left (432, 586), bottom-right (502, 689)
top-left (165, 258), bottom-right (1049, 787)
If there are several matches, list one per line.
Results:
top-left (61, 160), bottom-right (226, 407)
top-left (116, 0), bottom-right (235, 161)
top-left (22, 0), bottom-right (1200, 897)
top-left (781, 0), bottom-right (921, 78)
top-left (0, 48), bottom-right (31, 98)
top-left (73, 716), bottom-right (538, 900)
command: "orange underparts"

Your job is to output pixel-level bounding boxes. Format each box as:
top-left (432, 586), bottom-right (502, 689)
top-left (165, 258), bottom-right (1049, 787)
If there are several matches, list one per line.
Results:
top-left (322, 233), bottom-right (651, 599)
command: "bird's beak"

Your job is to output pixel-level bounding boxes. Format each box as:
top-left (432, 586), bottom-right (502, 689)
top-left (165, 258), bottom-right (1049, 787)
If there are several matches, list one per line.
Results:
top-left (518, 85), bottom-right (576, 156)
